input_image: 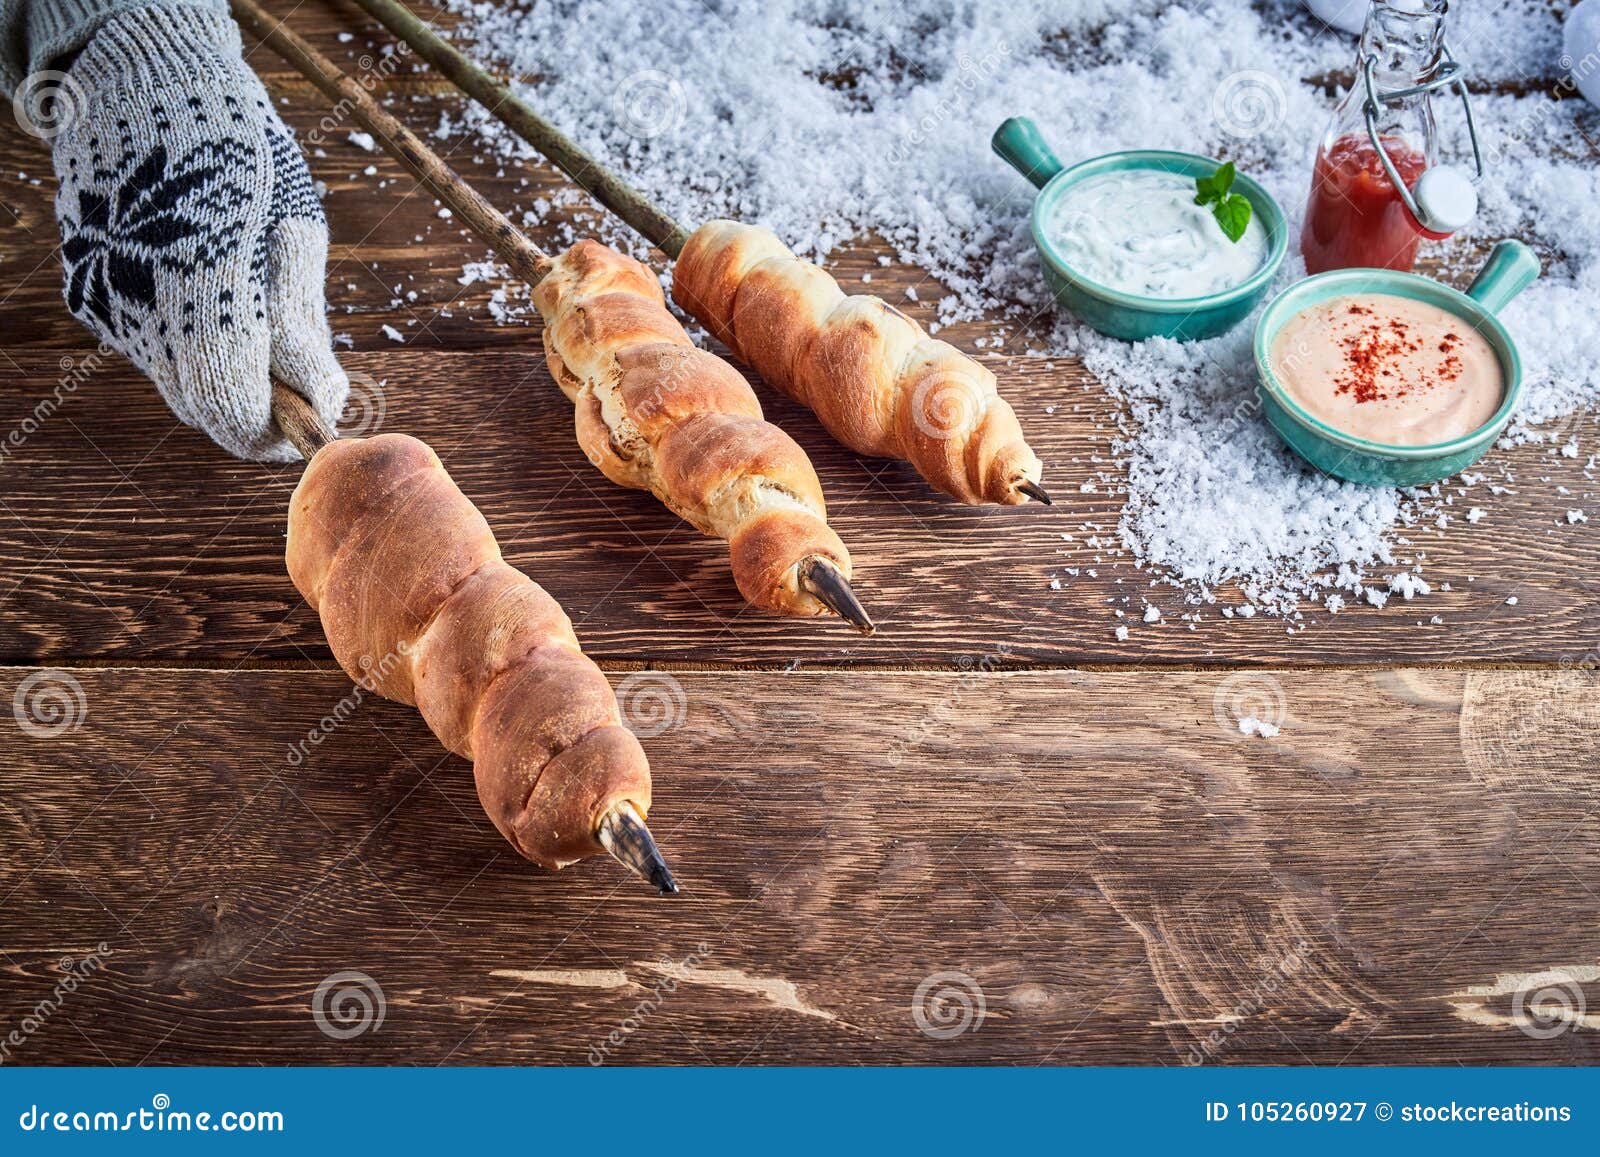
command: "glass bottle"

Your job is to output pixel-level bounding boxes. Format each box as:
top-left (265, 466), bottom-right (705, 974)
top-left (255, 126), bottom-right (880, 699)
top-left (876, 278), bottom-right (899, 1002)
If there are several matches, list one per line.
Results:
top-left (1300, 0), bottom-right (1477, 274)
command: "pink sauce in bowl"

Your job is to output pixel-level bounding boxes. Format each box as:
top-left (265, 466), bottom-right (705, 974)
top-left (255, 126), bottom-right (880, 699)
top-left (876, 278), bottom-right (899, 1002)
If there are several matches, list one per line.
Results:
top-left (1268, 293), bottom-right (1503, 447)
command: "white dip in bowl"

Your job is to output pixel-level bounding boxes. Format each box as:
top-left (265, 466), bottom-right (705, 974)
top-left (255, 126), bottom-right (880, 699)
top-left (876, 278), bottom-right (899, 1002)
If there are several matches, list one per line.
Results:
top-left (1044, 168), bottom-right (1269, 299)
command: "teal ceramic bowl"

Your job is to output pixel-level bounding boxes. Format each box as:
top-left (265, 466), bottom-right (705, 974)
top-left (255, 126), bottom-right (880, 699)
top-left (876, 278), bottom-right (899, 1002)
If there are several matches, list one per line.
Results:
top-left (992, 116), bottom-right (1287, 341)
top-left (1252, 240), bottom-right (1541, 488)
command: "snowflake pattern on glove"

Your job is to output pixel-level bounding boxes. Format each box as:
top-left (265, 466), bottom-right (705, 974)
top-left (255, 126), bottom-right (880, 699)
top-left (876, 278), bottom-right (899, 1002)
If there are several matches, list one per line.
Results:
top-left (44, 2), bottom-right (348, 462)
top-left (60, 139), bottom-right (254, 337)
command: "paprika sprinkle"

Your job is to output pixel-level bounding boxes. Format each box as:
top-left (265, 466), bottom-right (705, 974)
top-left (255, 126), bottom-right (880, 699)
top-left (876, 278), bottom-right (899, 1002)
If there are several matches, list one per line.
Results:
top-left (1269, 293), bottom-right (1502, 446)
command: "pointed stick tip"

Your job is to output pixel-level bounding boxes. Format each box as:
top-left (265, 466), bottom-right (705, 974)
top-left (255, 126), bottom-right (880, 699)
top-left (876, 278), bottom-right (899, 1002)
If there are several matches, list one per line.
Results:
top-left (597, 801), bottom-right (679, 896)
top-left (801, 557), bottom-right (876, 635)
top-left (1014, 478), bottom-right (1053, 506)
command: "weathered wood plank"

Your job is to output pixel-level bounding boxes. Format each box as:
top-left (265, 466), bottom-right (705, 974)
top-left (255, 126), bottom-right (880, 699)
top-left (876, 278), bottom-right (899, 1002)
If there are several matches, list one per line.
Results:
top-left (0, 349), bottom-right (1594, 666)
top-left (0, 666), bottom-right (1595, 1065)
top-left (1, 0), bottom-right (1592, 1076)
top-left (2, 1), bottom-right (1593, 667)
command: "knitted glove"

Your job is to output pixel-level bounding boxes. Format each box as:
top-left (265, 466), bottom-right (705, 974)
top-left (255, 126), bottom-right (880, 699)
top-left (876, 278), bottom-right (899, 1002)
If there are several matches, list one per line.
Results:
top-left (41, 1), bottom-right (347, 460)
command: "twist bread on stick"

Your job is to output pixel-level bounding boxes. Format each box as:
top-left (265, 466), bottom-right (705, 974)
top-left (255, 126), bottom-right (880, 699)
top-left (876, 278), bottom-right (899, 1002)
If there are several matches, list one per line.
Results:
top-left (286, 432), bottom-right (651, 869)
top-left (533, 239), bottom-right (853, 616)
top-left (673, 220), bottom-right (1044, 506)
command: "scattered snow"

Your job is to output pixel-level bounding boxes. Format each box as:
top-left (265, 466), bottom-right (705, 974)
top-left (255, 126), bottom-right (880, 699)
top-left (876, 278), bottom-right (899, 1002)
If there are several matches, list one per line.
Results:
top-left (347, 131), bottom-right (376, 152)
top-left (1387, 572), bottom-right (1431, 600)
top-left (380, 324), bottom-right (406, 343)
top-left (441, 0), bottom-right (1599, 616)
top-left (1238, 716), bottom-right (1281, 739)
top-left (458, 260), bottom-right (505, 286)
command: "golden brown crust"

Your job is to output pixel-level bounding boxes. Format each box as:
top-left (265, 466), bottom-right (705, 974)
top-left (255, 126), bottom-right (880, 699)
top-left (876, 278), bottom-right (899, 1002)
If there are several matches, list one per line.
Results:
top-left (532, 239), bottom-right (851, 616)
top-left (286, 433), bottom-right (651, 869)
top-left (673, 220), bottom-right (1044, 505)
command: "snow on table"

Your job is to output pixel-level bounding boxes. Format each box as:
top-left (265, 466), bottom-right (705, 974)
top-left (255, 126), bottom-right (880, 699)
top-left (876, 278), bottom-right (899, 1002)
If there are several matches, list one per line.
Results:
top-left (436, 0), bottom-right (1597, 624)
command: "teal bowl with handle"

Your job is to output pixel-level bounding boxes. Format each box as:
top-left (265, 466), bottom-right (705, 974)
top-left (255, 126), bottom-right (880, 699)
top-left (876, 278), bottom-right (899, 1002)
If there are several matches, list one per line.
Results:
top-left (1252, 239), bottom-right (1541, 488)
top-left (992, 116), bottom-right (1287, 341)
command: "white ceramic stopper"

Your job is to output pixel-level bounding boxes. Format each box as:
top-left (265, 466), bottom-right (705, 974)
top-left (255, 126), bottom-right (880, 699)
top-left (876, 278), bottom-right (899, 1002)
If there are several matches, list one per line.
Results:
top-left (1412, 165), bottom-right (1478, 233)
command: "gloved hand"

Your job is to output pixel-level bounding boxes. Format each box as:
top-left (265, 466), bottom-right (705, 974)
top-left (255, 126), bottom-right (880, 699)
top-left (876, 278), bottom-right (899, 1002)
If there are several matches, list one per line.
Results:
top-left (24, 0), bottom-right (347, 460)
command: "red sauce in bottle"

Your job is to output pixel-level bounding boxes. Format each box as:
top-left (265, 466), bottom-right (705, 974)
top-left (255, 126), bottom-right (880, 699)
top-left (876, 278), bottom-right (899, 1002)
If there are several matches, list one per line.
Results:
top-left (1300, 133), bottom-right (1429, 274)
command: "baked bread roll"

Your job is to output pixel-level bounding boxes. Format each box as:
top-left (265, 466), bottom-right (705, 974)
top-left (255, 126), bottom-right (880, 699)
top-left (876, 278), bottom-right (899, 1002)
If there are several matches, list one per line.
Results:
top-left (673, 220), bottom-right (1045, 505)
top-left (532, 239), bottom-right (861, 620)
top-left (285, 431), bottom-right (650, 869)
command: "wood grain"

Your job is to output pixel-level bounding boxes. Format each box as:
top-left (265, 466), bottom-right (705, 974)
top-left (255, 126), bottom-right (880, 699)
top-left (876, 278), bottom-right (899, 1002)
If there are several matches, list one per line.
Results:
top-left (1, 0), bottom-right (1597, 1071)
top-left (0, 3), bottom-right (1593, 666)
top-left (0, 349), bottom-right (1594, 667)
top-left (1, 666), bottom-right (1596, 1065)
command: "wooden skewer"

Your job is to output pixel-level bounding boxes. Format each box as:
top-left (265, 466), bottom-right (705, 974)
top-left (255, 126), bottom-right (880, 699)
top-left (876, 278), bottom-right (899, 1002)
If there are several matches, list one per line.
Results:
top-left (1014, 478), bottom-right (1054, 505)
top-left (234, 0), bottom-right (868, 632)
top-left (801, 557), bottom-right (874, 635)
top-left (230, 0), bottom-right (551, 285)
top-left (348, 0), bottom-right (689, 258)
top-left (270, 380), bottom-right (337, 458)
top-left (335, 0), bottom-right (1047, 509)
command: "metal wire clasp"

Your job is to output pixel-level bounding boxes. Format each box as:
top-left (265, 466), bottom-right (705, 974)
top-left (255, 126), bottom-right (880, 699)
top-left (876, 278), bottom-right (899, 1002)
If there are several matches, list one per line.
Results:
top-left (1360, 41), bottom-right (1484, 228)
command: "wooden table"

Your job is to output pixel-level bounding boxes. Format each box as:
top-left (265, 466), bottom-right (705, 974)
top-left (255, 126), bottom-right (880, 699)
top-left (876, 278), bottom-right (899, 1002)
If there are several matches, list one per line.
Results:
top-left (1, 0), bottom-right (1595, 1065)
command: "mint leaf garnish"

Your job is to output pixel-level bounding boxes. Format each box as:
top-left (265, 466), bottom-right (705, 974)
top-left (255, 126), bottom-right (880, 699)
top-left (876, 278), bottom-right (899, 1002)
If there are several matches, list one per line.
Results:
top-left (1194, 162), bottom-right (1251, 244)
top-left (1212, 193), bottom-right (1253, 243)
top-left (1192, 161), bottom-right (1236, 206)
